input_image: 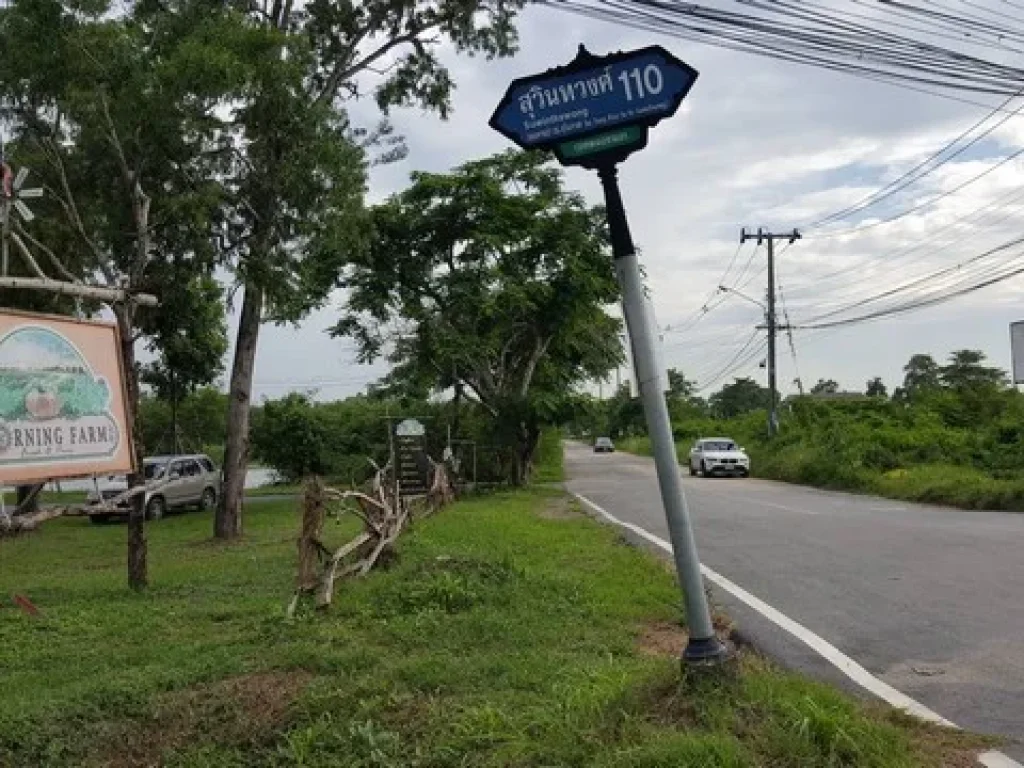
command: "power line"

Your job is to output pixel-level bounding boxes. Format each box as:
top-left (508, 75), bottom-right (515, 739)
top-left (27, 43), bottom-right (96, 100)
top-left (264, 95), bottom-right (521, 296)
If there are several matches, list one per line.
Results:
top-left (695, 330), bottom-right (764, 392)
top-left (544, 0), bottom-right (1024, 97)
top-left (806, 142), bottom-right (1024, 238)
top-left (804, 89), bottom-right (1024, 230)
top-left (792, 240), bottom-right (1024, 329)
top-left (784, 182), bottom-right (1024, 300)
top-left (799, 234), bottom-right (1024, 325)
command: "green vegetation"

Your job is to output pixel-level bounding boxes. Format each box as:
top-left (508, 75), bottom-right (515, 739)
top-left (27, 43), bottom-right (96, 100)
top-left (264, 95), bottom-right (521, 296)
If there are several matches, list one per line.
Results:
top-left (589, 349), bottom-right (1024, 511)
top-left (336, 151), bottom-right (622, 485)
top-left (533, 428), bottom-right (566, 483)
top-left (0, 492), bottom-right (985, 766)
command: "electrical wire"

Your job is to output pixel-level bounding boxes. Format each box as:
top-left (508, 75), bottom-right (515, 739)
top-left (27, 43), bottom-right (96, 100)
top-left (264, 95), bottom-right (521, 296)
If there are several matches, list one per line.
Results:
top-left (694, 329), bottom-right (762, 391)
top-left (796, 234), bottom-right (1024, 324)
top-left (784, 183), bottom-right (1024, 299)
top-left (791, 240), bottom-right (1024, 329)
top-left (803, 89), bottom-right (1024, 231)
top-left (807, 143), bottom-right (1024, 238)
top-left (543, 0), bottom-right (1024, 97)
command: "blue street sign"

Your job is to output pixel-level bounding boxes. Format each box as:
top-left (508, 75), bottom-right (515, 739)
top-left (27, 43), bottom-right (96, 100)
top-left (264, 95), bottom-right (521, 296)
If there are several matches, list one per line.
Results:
top-left (490, 45), bottom-right (698, 166)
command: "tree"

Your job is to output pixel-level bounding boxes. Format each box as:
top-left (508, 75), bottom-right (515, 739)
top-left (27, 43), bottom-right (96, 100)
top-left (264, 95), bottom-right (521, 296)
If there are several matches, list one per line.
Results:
top-left (810, 378), bottom-right (839, 395)
top-left (667, 368), bottom-right (697, 399)
top-left (0, 0), bottom-right (241, 587)
top-left (250, 393), bottom-right (329, 482)
top-left (866, 376), bottom-right (888, 398)
top-left (939, 349), bottom-right (1007, 391)
top-left (902, 354), bottom-right (941, 400)
top-left (709, 377), bottom-right (770, 419)
top-left (140, 274), bottom-right (227, 452)
top-left (335, 150), bottom-right (622, 484)
top-left (214, 0), bottom-right (523, 539)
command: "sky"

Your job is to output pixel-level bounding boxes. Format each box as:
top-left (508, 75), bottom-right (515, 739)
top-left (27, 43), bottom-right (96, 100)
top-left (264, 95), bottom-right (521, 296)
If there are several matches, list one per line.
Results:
top-left (240, 3), bottom-right (1024, 402)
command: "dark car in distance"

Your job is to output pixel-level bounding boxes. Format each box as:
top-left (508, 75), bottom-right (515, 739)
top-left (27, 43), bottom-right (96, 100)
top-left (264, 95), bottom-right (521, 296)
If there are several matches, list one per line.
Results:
top-left (594, 437), bottom-right (615, 453)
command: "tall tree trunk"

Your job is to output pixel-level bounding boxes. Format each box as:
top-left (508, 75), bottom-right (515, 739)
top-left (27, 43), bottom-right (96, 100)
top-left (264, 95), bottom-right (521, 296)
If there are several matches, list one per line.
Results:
top-left (116, 307), bottom-right (147, 590)
top-left (513, 421), bottom-right (540, 486)
top-left (216, 281), bottom-right (263, 540)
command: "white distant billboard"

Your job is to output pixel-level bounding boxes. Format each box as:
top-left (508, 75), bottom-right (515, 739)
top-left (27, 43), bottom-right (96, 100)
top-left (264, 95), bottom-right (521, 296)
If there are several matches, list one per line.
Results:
top-left (1011, 321), bottom-right (1024, 384)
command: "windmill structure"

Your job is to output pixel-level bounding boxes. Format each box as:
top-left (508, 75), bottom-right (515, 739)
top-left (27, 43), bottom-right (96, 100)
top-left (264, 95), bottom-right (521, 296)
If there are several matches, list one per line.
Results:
top-left (1, 145), bottom-right (44, 277)
top-left (0, 141), bottom-right (155, 306)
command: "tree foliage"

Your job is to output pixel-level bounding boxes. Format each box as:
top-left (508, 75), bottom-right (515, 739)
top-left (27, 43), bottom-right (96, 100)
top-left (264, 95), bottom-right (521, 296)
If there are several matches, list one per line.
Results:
top-left (709, 377), bottom-right (769, 419)
top-left (866, 376), bottom-right (887, 398)
top-left (810, 378), bottom-right (839, 395)
top-left (215, 0), bottom-right (525, 536)
top-left (336, 150), bottom-right (622, 483)
top-left (901, 354), bottom-right (941, 400)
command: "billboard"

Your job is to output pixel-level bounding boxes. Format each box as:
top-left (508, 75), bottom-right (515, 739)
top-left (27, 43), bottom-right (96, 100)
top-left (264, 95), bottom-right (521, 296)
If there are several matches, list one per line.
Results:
top-left (0, 311), bottom-right (133, 484)
top-left (1012, 322), bottom-right (1024, 385)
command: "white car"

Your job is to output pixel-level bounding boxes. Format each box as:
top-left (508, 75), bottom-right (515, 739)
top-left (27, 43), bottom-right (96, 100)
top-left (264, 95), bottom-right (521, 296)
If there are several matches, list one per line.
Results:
top-left (688, 438), bottom-right (750, 478)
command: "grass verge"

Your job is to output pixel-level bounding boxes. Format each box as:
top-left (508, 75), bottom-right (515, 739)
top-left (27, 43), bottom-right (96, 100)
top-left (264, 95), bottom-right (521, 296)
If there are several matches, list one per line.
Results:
top-left (617, 435), bottom-right (1024, 512)
top-left (0, 492), bottom-right (991, 766)
top-left (533, 428), bottom-right (565, 483)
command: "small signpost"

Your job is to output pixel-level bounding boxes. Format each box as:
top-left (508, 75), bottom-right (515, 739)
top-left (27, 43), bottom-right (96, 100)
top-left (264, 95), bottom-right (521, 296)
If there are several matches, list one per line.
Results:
top-left (395, 419), bottom-right (428, 497)
top-left (491, 45), bottom-right (726, 665)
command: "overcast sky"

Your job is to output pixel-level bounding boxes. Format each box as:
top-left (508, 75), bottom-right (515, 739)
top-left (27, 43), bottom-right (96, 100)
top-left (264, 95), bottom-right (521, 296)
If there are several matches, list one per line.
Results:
top-left (241, 4), bottom-right (1024, 402)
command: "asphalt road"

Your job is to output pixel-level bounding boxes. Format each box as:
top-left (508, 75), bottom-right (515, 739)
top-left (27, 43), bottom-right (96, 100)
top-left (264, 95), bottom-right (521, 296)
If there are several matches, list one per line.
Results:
top-left (564, 442), bottom-right (1024, 757)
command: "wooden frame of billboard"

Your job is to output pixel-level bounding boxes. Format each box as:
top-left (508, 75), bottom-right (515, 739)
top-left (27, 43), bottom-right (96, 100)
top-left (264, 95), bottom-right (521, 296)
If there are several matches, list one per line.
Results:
top-left (0, 307), bottom-right (137, 487)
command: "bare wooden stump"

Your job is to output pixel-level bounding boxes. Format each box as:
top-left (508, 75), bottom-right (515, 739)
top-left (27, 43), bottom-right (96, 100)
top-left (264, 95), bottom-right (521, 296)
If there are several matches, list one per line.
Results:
top-left (288, 459), bottom-right (454, 615)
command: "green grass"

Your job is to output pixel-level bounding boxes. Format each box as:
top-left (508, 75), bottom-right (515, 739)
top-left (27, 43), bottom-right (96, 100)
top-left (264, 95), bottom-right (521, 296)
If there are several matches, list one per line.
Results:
top-left (0, 492), bottom-right (988, 767)
top-left (617, 435), bottom-right (1024, 511)
top-left (533, 428), bottom-right (565, 483)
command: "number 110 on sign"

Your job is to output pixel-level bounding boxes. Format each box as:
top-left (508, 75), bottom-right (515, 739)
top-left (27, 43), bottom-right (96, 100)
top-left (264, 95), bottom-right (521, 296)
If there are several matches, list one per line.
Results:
top-left (619, 65), bottom-right (664, 101)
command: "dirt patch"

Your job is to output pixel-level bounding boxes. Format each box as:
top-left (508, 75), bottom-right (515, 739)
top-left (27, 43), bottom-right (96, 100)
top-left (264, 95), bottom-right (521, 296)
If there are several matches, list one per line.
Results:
top-left (538, 496), bottom-right (583, 520)
top-left (97, 670), bottom-right (312, 767)
top-left (877, 708), bottom-right (1003, 768)
top-left (637, 620), bottom-right (689, 656)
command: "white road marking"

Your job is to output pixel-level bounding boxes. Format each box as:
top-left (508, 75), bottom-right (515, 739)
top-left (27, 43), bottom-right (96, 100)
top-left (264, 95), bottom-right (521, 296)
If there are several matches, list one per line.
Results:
top-left (572, 491), bottom-right (1022, 768)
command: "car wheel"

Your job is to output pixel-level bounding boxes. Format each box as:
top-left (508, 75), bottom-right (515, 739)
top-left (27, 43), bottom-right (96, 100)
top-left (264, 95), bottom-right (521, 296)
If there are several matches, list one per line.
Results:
top-left (199, 487), bottom-right (216, 512)
top-left (701, 461), bottom-right (711, 478)
top-left (688, 462), bottom-right (696, 476)
top-left (145, 495), bottom-right (166, 521)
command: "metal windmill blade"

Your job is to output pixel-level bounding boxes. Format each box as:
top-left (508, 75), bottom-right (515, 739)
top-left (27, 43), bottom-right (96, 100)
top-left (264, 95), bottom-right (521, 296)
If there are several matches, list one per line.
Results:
top-left (14, 200), bottom-right (34, 222)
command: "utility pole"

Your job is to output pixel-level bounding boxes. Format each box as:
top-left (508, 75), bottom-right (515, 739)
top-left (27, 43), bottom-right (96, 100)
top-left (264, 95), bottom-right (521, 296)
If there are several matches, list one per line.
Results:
top-left (740, 228), bottom-right (800, 437)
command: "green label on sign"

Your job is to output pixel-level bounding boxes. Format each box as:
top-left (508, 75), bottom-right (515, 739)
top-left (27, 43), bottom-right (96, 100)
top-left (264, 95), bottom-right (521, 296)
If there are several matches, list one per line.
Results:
top-left (558, 125), bottom-right (644, 159)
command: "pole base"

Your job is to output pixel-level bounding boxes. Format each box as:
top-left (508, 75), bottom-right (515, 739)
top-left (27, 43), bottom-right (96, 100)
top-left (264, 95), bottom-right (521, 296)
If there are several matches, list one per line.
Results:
top-left (682, 636), bottom-right (731, 666)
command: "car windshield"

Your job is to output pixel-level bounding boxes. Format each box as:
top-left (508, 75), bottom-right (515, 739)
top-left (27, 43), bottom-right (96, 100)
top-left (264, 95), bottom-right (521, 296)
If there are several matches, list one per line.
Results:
top-left (702, 441), bottom-right (736, 451)
top-left (596, 438), bottom-right (612, 445)
top-left (144, 462), bottom-right (167, 480)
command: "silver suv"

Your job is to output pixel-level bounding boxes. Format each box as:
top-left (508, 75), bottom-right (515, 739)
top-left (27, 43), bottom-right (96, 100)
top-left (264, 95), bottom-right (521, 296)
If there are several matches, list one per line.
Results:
top-left (87, 454), bottom-right (221, 522)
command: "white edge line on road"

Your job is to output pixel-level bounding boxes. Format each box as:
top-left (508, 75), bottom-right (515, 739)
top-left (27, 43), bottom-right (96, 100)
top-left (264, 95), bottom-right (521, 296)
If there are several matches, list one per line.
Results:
top-left (571, 491), bottom-right (1022, 768)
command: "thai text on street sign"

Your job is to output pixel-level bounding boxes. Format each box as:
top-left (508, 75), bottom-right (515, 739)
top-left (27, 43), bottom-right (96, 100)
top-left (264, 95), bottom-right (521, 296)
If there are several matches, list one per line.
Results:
top-left (0, 310), bottom-right (133, 484)
top-left (489, 45), bottom-right (698, 168)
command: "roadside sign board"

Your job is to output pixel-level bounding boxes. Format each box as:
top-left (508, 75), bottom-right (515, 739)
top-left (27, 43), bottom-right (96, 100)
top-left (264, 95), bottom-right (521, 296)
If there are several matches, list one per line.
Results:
top-left (489, 45), bottom-right (698, 168)
top-left (1011, 321), bottom-right (1024, 384)
top-left (0, 310), bottom-right (133, 484)
top-left (395, 419), bottom-right (427, 495)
